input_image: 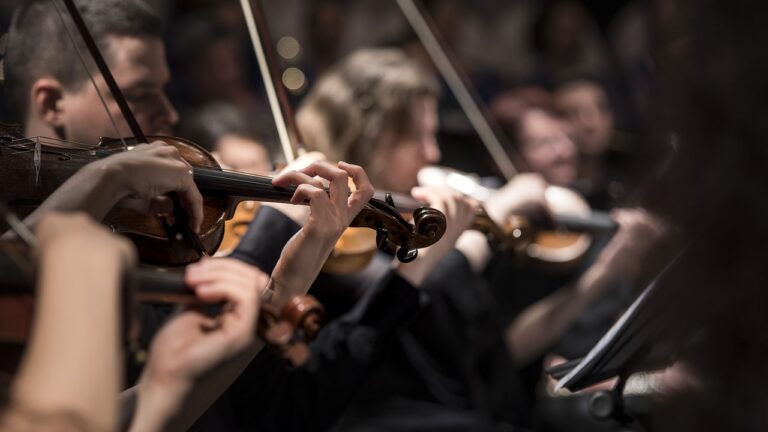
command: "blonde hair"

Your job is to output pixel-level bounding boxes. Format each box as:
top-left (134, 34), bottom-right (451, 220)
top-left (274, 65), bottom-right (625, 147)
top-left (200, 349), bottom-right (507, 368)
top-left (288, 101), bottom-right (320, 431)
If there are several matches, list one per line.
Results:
top-left (297, 48), bottom-right (439, 178)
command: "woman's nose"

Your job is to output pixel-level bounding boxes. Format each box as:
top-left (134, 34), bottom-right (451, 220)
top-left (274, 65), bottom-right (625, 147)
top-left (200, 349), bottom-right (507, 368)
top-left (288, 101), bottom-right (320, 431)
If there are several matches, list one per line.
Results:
top-left (423, 137), bottom-right (442, 163)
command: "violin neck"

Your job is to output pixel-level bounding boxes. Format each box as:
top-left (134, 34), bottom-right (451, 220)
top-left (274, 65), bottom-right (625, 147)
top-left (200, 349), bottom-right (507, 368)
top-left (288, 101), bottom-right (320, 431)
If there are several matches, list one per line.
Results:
top-left (555, 212), bottom-right (617, 233)
top-left (192, 168), bottom-right (296, 204)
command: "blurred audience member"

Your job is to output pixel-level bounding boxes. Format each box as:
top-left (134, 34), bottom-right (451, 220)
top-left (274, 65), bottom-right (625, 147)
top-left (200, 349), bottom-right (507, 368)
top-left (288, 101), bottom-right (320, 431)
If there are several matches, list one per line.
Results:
top-left (168, 11), bottom-right (261, 113)
top-left (179, 103), bottom-right (274, 174)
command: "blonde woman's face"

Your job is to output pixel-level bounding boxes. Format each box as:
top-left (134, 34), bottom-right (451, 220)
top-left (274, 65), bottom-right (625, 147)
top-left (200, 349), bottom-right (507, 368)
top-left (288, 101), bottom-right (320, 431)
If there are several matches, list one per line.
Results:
top-left (375, 96), bottom-right (441, 194)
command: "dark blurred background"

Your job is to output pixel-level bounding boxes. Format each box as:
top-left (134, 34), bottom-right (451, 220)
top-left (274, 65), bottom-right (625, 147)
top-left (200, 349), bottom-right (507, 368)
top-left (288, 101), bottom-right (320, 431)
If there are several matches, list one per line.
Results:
top-left (0, 0), bottom-right (650, 170)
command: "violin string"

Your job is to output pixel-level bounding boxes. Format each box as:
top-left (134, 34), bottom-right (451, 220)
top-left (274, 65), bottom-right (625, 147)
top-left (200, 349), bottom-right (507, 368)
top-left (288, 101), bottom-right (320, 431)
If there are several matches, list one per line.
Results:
top-left (49, 0), bottom-right (130, 150)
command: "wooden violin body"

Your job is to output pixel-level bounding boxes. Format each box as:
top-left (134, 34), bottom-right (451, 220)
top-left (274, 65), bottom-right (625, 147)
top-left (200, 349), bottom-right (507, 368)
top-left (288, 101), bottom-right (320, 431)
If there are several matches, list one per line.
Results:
top-left (416, 165), bottom-right (617, 272)
top-left (0, 239), bottom-right (324, 368)
top-left (0, 125), bottom-right (447, 267)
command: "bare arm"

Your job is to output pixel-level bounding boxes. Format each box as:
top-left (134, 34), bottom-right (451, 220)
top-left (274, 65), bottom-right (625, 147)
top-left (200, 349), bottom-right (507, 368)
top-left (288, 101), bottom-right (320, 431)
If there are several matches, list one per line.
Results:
top-left (1, 213), bottom-right (134, 432)
top-left (506, 208), bottom-right (668, 365)
top-left (14, 141), bottom-right (204, 234)
top-left (127, 162), bottom-right (374, 432)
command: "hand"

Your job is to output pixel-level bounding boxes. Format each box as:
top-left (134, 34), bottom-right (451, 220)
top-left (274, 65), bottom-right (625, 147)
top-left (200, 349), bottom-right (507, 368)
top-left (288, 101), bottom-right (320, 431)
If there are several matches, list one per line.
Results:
top-left (143, 258), bottom-right (266, 389)
top-left (272, 161), bottom-right (373, 241)
top-left (411, 186), bottom-right (478, 246)
top-left (396, 186), bottom-right (479, 286)
top-left (96, 141), bottom-right (204, 232)
top-left (278, 151), bottom-right (328, 174)
top-left (269, 161), bottom-right (374, 305)
top-left (263, 152), bottom-right (329, 225)
top-left (484, 173), bottom-right (550, 225)
top-left (133, 257), bottom-right (266, 431)
top-left (594, 208), bottom-right (668, 279)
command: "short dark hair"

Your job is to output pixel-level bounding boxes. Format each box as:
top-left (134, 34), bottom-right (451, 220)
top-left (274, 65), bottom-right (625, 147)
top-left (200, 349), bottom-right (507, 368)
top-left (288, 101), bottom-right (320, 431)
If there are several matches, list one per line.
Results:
top-left (4, 0), bottom-right (163, 121)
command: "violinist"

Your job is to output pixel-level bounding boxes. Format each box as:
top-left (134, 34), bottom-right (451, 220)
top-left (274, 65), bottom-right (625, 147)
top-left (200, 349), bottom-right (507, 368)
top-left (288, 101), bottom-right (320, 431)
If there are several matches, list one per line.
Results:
top-left (0, 212), bottom-right (264, 432)
top-left (4, 0), bottom-right (204, 231)
top-left (0, 213), bottom-right (134, 431)
top-left (294, 47), bottom-right (668, 431)
top-left (3, 2), bottom-right (469, 431)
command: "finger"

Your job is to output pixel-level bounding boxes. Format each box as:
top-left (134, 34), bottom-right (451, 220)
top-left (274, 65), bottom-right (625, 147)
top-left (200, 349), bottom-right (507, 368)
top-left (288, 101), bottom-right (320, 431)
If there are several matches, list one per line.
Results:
top-left (147, 139), bottom-right (171, 148)
top-left (339, 162), bottom-right (374, 216)
top-left (149, 140), bottom-right (179, 155)
top-left (280, 151), bottom-right (328, 174)
top-left (145, 196), bottom-right (173, 216)
top-left (272, 170), bottom-right (324, 190)
top-left (193, 283), bottom-right (259, 335)
top-left (410, 186), bottom-right (435, 206)
top-left (187, 258), bottom-right (265, 285)
top-left (193, 281), bottom-right (255, 305)
top-left (186, 258), bottom-right (253, 288)
top-left (176, 170), bottom-right (205, 233)
top-left (300, 162), bottom-right (349, 210)
top-left (291, 183), bottom-right (331, 208)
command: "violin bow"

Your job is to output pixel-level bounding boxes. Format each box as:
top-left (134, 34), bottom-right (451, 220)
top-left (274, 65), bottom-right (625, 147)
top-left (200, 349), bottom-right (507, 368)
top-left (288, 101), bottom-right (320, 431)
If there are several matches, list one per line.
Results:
top-left (51, 0), bottom-right (207, 258)
top-left (0, 199), bottom-right (36, 279)
top-left (395, 0), bottom-right (522, 181)
top-left (240, 0), bottom-right (305, 164)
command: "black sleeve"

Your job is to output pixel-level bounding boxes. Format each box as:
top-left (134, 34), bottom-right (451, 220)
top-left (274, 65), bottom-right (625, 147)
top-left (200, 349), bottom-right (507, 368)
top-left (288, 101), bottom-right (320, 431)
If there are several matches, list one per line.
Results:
top-left (229, 206), bottom-right (300, 273)
top-left (191, 270), bottom-right (422, 432)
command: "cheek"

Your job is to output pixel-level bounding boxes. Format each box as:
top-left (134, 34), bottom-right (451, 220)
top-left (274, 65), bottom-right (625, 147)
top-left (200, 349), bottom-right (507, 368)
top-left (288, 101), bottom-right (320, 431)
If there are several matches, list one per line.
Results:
top-left (379, 146), bottom-right (423, 192)
top-left (388, 146), bottom-right (423, 175)
top-left (523, 147), bottom-right (550, 172)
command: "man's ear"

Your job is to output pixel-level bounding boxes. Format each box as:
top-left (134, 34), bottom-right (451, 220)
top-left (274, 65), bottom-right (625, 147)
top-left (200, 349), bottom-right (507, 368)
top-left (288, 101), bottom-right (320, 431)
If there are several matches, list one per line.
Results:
top-left (30, 77), bottom-right (66, 129)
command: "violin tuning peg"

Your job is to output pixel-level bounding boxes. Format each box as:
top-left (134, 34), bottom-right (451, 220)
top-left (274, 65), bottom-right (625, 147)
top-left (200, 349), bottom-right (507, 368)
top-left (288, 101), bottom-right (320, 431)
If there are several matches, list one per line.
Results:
top-left (283, 343), bottom-right (311, 367)
top-left (396, 245), bottom-right (418, 263)
top-left (375, 228), bottom-right (388, 249)
top-left (384, 193), bottom-right (396, 208)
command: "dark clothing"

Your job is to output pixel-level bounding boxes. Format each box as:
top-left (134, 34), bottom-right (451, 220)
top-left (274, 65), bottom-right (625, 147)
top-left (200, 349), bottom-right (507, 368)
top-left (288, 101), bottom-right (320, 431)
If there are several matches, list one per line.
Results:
top-left (192, 206), bottom-right (421, 432)
top-left (335, 251), bottom-right (529, 431)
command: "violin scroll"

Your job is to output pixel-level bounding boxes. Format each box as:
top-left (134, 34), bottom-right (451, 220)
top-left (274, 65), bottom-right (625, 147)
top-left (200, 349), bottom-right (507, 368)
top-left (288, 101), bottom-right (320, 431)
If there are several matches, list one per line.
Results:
top-left (258, 294), bottom-right (324, 367)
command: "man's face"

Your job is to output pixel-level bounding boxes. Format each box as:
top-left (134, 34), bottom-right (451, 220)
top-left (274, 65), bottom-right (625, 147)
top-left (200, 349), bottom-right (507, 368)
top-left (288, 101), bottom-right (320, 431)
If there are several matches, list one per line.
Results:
top-left (554, 82), bottom-right (613, 156)
top-left (519, 109), bottom-right (578, 186)
top-left (59, 35), bottom-right (178, 145)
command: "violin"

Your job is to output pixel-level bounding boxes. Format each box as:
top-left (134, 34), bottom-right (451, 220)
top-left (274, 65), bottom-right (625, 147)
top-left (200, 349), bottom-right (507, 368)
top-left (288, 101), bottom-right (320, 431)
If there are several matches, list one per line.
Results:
top-left (395, 0), bottom-right (616, 272)
top-left (8, 0), bottom-right (444, 268)
top-left (0, 235), bottom-right (324, 368)
top-left (213, 0), bottom-right (445, 273)
top-left (0, 126), bottom-right (445, 266)
top-left (417, 165), bottom-right (616, 270)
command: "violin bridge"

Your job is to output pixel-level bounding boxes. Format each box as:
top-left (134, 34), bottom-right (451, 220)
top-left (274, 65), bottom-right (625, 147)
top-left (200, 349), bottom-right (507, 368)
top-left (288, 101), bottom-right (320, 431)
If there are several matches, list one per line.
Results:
top-left (33, 138), bottom-right (41, 185)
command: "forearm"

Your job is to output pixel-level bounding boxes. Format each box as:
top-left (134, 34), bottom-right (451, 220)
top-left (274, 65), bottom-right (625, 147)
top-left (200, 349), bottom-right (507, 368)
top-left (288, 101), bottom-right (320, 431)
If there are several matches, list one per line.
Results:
top-left (22, 163), bottom-right (124, 228)
top-left (269, 228), bottom-right (338, 309)
top-left (13, 243), bottom-right (124, 431)
top-left (268, 271), bottom-right (421, 431)
top-left (129, 343), bottom-right (263, 432)
top-left (506, 261), bottom-right (613, 364)
top-left (230, 206), bottom-right (301, 273)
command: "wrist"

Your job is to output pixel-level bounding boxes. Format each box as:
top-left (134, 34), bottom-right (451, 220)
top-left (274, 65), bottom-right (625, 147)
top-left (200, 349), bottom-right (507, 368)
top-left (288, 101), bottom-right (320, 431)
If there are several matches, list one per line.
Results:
top-left (455, 230), bottom-right (492, 273)
top-left (89, 158), bottom-right (132, 202)
top-left (269, 229), bottom-right (333, 307)
top-left (262, 202), bottom-right (310, 226)
top-left (130, 373), bottom-right (190, 432)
